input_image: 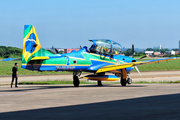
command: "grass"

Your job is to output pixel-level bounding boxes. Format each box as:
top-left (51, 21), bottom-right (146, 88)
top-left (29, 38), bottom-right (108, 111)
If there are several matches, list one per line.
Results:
top-left (0, 58), bottom-right (180, 76)
top-left (0, 57), bottom-right (3, 60)
top-left (0, 61), bottom-right (72, 76)
top-left (8, 54), bottom-right (21, 58)
top-left (18, 80), bottom-right (180, 85)
top-left (132, 59), bottom-right (180, 71)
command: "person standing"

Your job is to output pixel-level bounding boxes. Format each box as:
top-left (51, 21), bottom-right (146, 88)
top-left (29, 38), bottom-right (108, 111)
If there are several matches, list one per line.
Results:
top-left (11, 63), bottom-right (18, 88)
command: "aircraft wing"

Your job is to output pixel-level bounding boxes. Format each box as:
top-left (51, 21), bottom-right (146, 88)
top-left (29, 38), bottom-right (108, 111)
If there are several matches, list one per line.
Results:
top-left (96, 57), bottom-right (178, 73)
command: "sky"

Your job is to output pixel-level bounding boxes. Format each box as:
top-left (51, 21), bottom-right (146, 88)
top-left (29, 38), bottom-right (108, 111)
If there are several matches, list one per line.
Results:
top-left (0, 0), bottom-right (180, 49)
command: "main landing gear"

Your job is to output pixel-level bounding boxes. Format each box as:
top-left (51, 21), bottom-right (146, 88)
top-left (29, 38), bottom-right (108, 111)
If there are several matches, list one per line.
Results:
top-left (120, 76), bottom-right (127, 86)
top-left (120, 69), bottom-right (132, 86)
top-left (73, 72), bottom-right (81, 87)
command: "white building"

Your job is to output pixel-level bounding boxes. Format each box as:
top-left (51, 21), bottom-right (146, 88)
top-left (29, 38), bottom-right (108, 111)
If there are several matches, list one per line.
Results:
top-left (165, 50), bottom-right (175, 55)
top-left (159, 44), bottom-right (161, 49)
top-left (145, 51), bottom-right (154, 56)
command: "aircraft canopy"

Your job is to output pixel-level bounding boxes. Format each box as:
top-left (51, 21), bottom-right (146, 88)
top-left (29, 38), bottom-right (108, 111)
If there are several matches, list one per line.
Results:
top-left (89, 39), bottom-right (122, 55)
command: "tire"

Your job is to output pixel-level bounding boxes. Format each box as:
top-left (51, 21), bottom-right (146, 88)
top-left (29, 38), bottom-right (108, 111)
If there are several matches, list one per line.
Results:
top-left (127, 78), bottom-right (132, 84)
top-left (97, 81), bottom-right (102, 86)
top-left (121, 77), bottom-right (127, 86)
top-left (73, 76), bottom-right (80, 87)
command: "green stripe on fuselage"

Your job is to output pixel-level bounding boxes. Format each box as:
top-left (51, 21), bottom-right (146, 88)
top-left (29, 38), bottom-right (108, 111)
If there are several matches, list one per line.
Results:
top-left (38, 52), bottom-right (117, 66)
top-left (24, 50), bottom-right (118, 69)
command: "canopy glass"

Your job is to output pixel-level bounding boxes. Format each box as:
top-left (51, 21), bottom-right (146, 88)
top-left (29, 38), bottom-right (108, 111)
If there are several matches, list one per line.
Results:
top-left (89, 39), bottom-right (122, 55)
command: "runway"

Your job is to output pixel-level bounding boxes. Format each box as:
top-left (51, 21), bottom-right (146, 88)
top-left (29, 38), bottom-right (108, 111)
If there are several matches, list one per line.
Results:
top-left (0, 84), bottom-right (180, 120)
top-left (0, 70), bottom-right (180, 119)
top-left (0, 70), bottom-right (180, 85)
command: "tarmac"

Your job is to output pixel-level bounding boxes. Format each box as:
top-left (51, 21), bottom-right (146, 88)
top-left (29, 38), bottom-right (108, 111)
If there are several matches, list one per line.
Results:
top-left (0, 70), bottom-right (180, 85)
top-left (0, 84), bottom-right (180, 120)
top-left (0, 71), bottom-right (180, 119)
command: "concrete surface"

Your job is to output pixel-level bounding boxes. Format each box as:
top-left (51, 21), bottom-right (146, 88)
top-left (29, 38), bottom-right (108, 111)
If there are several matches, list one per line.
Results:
top-left (0, 84), bottom-right (180, 120)
top-left (0, 70), bottom-right (180, 85)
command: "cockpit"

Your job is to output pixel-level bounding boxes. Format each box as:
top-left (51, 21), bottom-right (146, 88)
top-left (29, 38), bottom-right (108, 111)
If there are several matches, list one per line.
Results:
top-left (89, 39), bottom-right (122, 55)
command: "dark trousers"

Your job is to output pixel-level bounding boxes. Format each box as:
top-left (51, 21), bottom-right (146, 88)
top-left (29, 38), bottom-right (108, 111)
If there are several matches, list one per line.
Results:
top-left (11, 74), bottom-right (18, 86)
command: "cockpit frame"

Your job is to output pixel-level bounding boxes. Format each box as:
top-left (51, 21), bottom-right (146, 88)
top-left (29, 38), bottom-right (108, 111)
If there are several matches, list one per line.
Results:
top-left (89, 39), bottom-right (122, 56)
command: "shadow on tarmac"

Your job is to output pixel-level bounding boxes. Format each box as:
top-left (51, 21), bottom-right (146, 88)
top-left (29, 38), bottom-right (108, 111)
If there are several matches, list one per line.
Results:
top-left (0, 84), bottom-right (145, 92)
top-left (0, 93), bottom-right (180, 120)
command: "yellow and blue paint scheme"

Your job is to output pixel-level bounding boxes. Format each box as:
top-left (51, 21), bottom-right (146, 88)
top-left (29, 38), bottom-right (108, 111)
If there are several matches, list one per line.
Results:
top-left (21, 25), bottom-right (178, 82)
top-left (84, 75), bottom-right (119, 81)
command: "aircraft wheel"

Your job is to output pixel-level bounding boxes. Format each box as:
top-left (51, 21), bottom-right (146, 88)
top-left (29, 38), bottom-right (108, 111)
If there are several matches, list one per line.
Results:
top-left (127, 78), bottom-right (132, 84)
top-left (73, 76), bottom-right (80, 87)
top-left (97, 81), bottom-right (102, 86)
top-left (120, 77), bottom-right (127, 86)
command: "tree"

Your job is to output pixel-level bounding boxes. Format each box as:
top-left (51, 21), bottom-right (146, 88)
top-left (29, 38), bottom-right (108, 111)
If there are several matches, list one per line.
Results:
top-left (123, 49), bottom-right (134, 56)
top-left (146, 48), bottom-right (153, 51)
top-left (172, 48), bottom-right (179, 51)
top-left (0, 46), bottom-right (22, 58)
top-left (59, 50), bottom-right (64, 54)
top-left (145, 48), bottom-right (170, 54)
top-left (0, 49), bottom-right (5, 57)
top-left (134, 52), bottom-right (145, 57)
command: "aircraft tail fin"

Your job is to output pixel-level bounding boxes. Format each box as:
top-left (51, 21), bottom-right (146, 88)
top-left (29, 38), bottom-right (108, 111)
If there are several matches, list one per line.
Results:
top-left (22, 25), bottom-right (42, 64)
top-left (22, 25), bottom-right (59, 65)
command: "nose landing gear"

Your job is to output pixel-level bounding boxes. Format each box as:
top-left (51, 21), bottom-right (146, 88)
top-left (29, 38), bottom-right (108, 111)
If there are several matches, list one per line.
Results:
top-left (127, 78), bottom-right (132, 84)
